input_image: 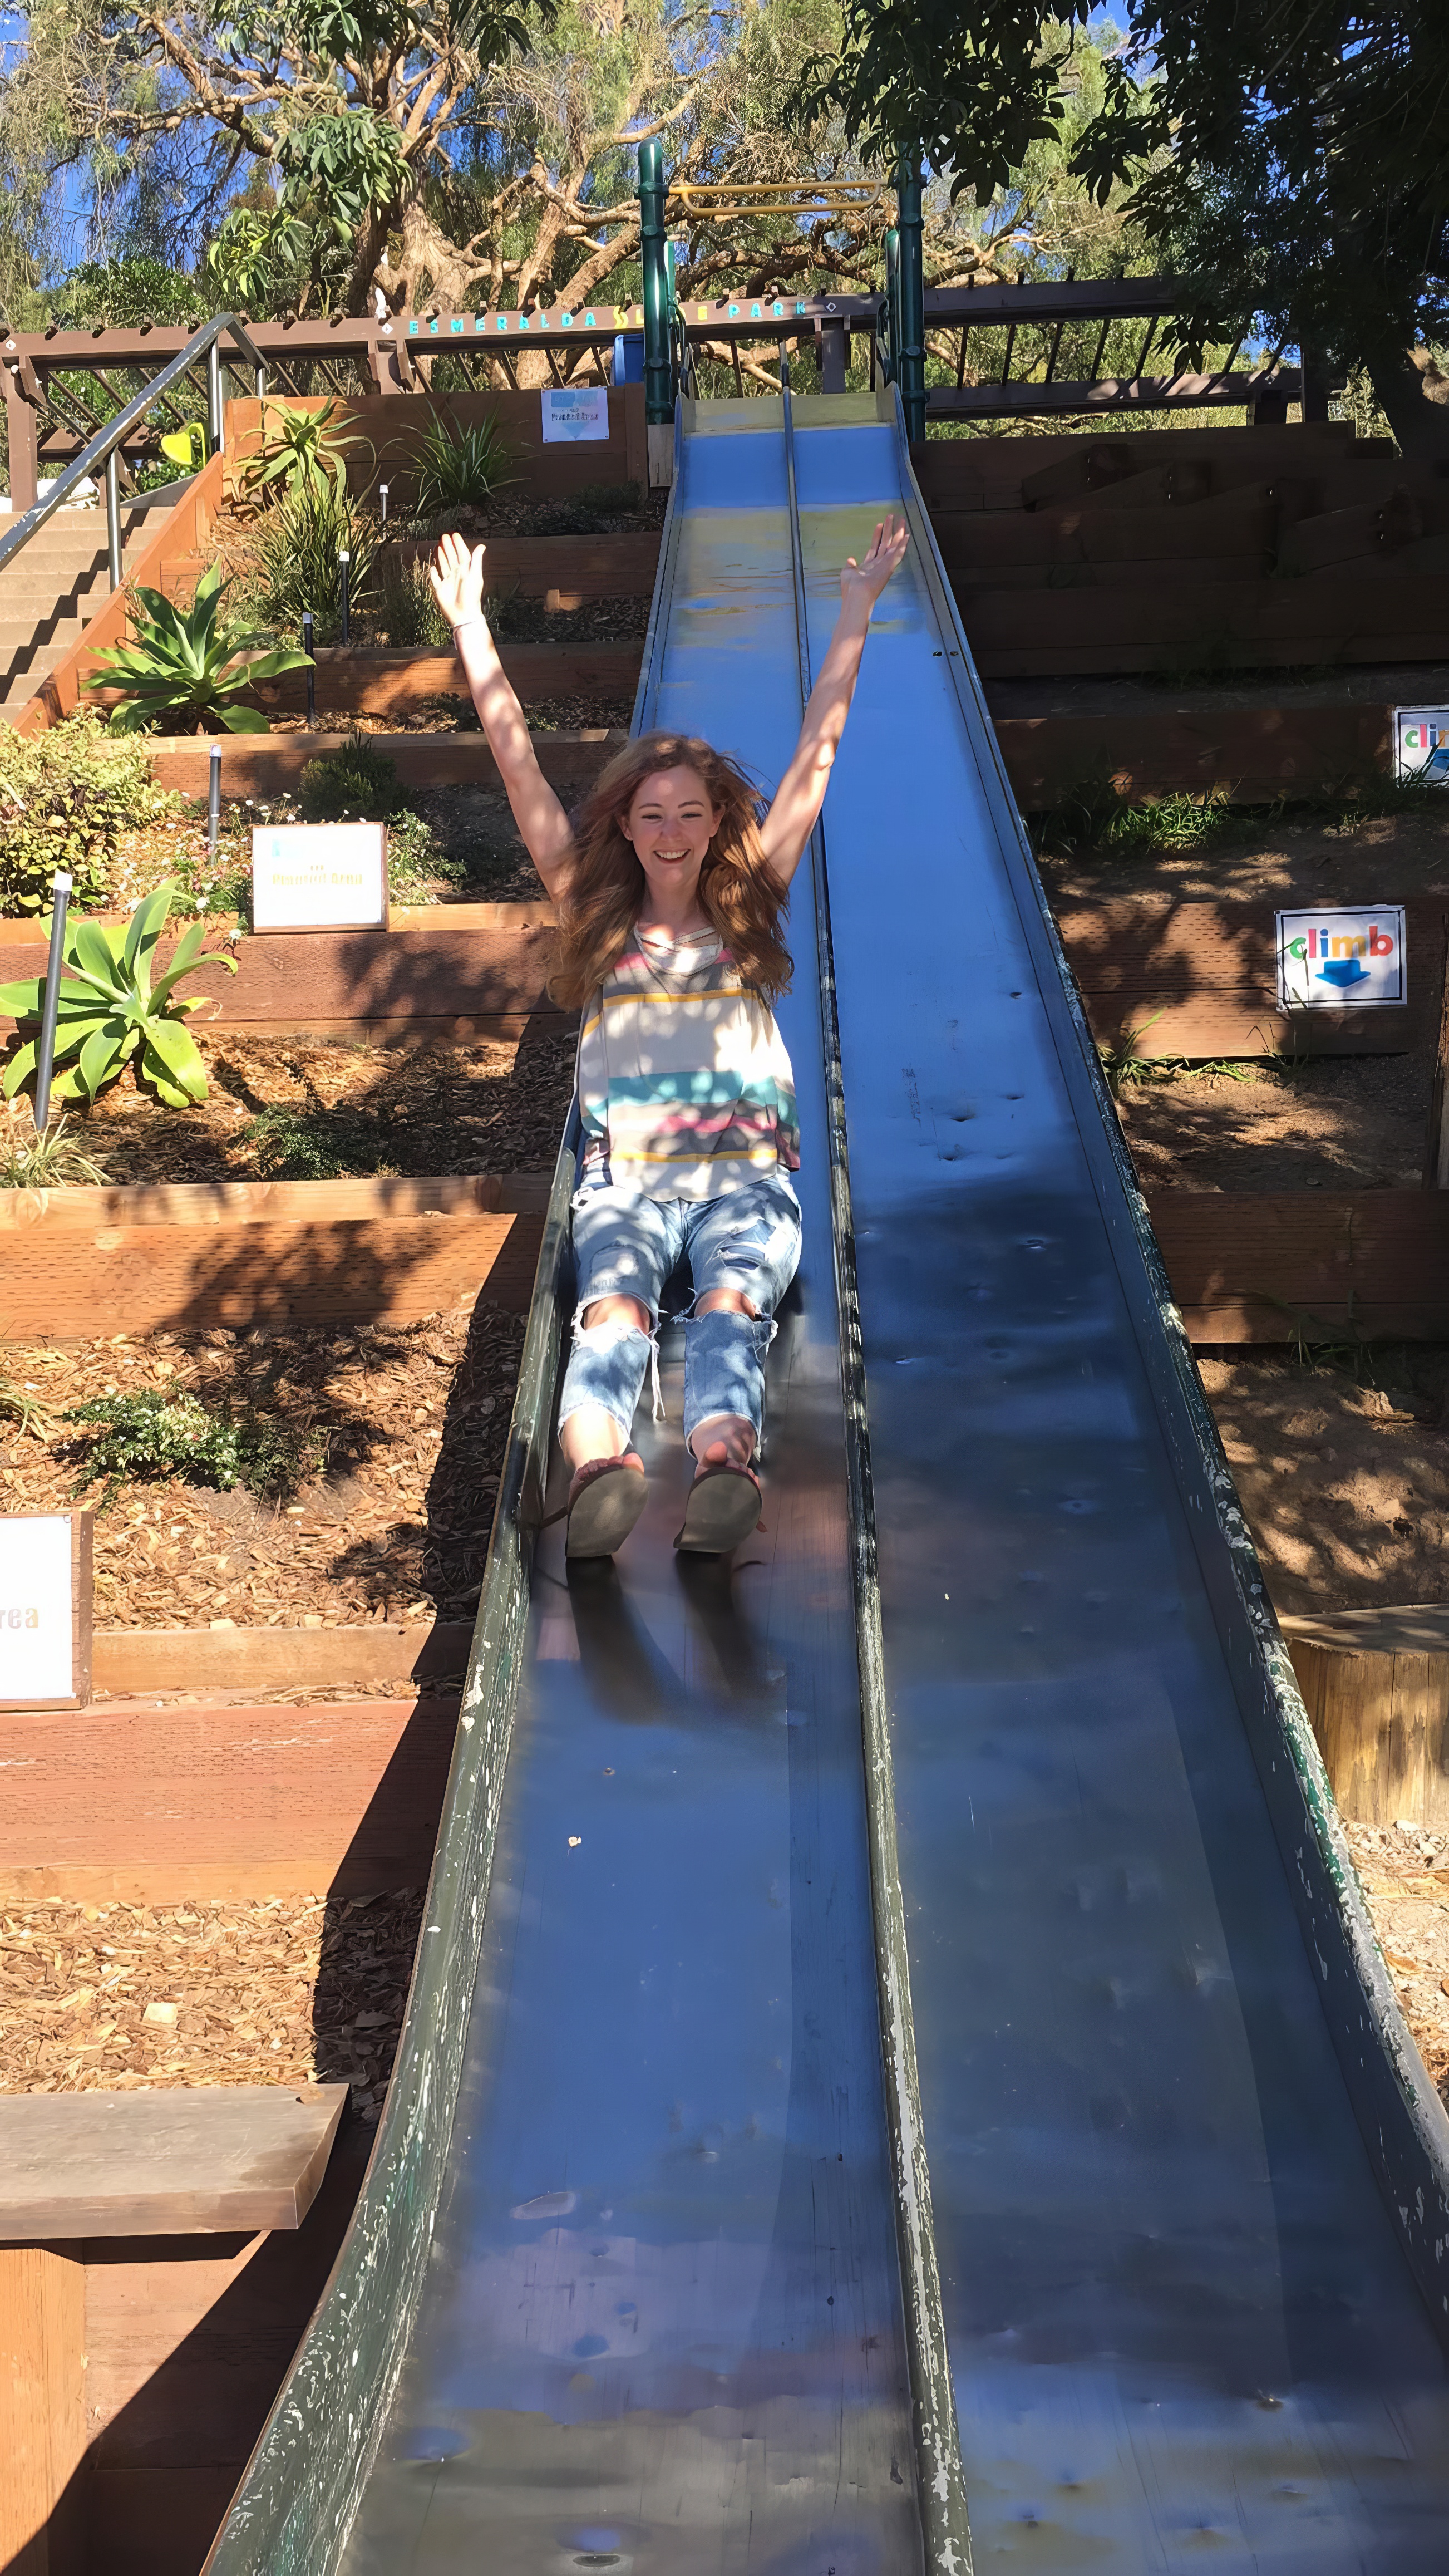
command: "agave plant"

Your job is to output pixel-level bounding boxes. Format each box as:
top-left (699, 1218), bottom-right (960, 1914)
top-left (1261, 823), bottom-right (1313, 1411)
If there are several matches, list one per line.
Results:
top-left (403, 408), bottom-right (517, 524)
top-left (241, 396), bottom-right (374, 506)
top-left (85, 564), bottom-right (313, 734)
top-left (0, 880), bottom-right (236, 1109)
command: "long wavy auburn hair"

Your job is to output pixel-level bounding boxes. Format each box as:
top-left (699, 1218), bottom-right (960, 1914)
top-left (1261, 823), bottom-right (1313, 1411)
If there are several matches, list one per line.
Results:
top-left (549, 731), bottom-right (792, 1011)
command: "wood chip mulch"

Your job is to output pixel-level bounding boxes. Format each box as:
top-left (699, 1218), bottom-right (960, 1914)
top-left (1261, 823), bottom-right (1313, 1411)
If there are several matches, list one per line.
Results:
top-left (0, 1891), bottom-right (423, 2123)
top-left (1345, 1817), bottom-right (1449, 2112)
top-left (76, 1025), bottom-right (574, 1188)
top-left (1, 1308), bottom-right (524, 1629)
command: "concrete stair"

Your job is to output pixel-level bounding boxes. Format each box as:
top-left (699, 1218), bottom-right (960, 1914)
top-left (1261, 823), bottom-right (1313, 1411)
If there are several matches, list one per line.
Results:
top-left (0, 504), bottom-right (172, 716)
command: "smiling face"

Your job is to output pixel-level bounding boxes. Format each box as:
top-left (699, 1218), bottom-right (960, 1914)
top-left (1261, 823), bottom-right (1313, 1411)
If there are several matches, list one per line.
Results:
top-left (619, 765), bottom-right (723, 915)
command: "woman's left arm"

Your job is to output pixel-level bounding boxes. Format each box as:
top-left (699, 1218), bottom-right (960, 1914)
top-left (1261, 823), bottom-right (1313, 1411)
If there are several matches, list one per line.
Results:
top-left (759, 516), bottom-right (909, 884)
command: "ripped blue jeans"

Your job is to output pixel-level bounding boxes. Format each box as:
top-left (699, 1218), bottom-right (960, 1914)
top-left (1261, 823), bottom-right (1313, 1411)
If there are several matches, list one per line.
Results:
top-left (558, 1172), bottom-right (802, 1456)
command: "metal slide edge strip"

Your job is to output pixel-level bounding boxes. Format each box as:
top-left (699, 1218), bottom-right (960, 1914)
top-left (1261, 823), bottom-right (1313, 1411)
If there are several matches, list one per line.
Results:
top-left (208, 417), bottom-right (694, 2555)
top-left (882, 389), bottom-right (1449, 2341)
top-left (782, 382), bottom-right (973, 2576)
top-left (204, 1129), bottom-right (577, 2572)
top-left (205, 454), bottom-right (693, 2568)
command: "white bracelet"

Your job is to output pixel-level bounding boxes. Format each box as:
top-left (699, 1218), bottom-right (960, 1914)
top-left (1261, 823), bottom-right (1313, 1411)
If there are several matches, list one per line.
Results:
top-left (452, 616), bottom-right (489, 640)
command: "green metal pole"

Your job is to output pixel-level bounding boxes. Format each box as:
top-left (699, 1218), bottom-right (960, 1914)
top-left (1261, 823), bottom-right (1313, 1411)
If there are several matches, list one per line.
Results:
top-left (883, 227), bottom-right (900, 386)
top-left (639, 137), bottom-right (672, 426)
top-left (895, 150), bottom-right (926, 444)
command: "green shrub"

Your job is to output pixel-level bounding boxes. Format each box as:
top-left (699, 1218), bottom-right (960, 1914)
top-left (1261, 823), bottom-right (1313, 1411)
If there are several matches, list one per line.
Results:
top-left (0, 715), bottom-right (169, 917)
top-left (242, 397), bottom-right (373, 507)
top-left (405, 409), bottom-right (516, 524)
top-left (299, 731), bottom-right (404, 823)
top-left (86, 565), bottom-right (313, 734)
top-left (376, 550), bottom-right (453, 648)
top-left (296, 736), bottom-right (463, 903)
top-left (252, 485), bottom-right (383, 645)
top-left (0, 1103), bottom-right (110, 1186)
top-left (64, 1385), bottom-right (315, 1510)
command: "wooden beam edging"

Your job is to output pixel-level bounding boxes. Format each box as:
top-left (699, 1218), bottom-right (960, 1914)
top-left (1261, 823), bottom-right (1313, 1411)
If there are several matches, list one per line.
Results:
top-left (1142, 1188), bottom-right (1449, 1343)
top-left (202, 1126), bottom-right (575, 2576)
top-left (892, 397), bottom-right (1449, 2351)
top-left (1281, 1608), bottom-right (1449, 1833)
top-left (0, 1171), bottom-right (551, 1340)
top-left (0, 1689), bottom-right (463, 1905)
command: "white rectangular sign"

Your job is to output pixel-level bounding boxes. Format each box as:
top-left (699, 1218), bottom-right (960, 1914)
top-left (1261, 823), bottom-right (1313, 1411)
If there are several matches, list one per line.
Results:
top-left (1, 1516), bottom-right (75, 1702)
top-left (1394, 707), bottom-right (1449, 786)
top-left (251, 822), bottom-right (388, 934)
top-left (540, 386), bottom-right (610, 444)
top-left (1276, 905), bottom-right (1407, 1010)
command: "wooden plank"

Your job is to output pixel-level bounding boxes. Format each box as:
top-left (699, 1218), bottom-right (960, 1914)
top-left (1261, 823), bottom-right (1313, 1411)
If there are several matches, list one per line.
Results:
top-left (0, 910), bottom-right (565, 1040)
top-left (1056, 892), bottom-right (1439, 1059)
top-left (927, 368), bottom-right (1303, 420)
top-left (1281, 1609), bottom-right (1449, 1827)
top-left (401, 530), bottom-right (659, 599)
top-left (86, 1619), bottom-right (475, 1698)
top-left (1144, 1187), bottom-right (1449, 1341)
top-left (998, 702), bottom-right (1393, 811)
top-left (933, 491), bottom-right (1276, 569)
top-left (0, 2086), bottom-right (348, 2240)
top-left (0, 1169), bottom-right (551, 1233)
top-left (0, 1695), bottom-right (456, 1904)
top-left (0, 2244), bottom-right (86, 2575)
top-left (140, 724), bottom-right (623, 801)
top-left (245, 641), bottom-right (643, 720)
top-left (954, 572), bottom-right (1449, 677)
top-left (0, 1201), bottom-right (548, 1338)
top-left (82, 2122), bottom-right (369, 2563)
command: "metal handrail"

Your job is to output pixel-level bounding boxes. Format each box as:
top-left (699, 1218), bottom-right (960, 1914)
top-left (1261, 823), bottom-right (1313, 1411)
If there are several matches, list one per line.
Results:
top-left (0, 312), bottom-right (268, 593)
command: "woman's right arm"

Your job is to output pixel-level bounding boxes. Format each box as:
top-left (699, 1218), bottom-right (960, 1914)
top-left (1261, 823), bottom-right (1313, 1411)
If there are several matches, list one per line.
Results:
top-left (429, 532), bottom-right (574, 901)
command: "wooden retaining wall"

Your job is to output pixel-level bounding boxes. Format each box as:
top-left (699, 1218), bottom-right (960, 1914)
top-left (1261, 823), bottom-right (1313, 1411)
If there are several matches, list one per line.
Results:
top-left (6, 1168), bottom-right (1449, 1350)
top-left (1055, 893), bottom-right (1442, 1059)
top-left (0, 1684), bottom-right (455, 2574)
top-left (1145, 1190), bottom-right (1449, 1343)
top-left (0, 1173), bottom-right (551, 1341)
top-left (0, 1691), bottom-right (457, 1904)
top-left (4, 894), bottom-right (1431, 1058)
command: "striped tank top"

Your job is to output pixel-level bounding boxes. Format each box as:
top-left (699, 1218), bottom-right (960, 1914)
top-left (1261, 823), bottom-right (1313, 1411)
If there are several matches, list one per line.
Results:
top-left (577, 921), bottom-right (800, 1201)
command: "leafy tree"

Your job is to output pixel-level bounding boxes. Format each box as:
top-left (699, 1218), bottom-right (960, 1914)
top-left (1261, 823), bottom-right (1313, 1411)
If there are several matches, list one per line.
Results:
top-left (794, 0), bottom-right (1449, 458)
top-left (1075, 0), bottom-right (1449, 460)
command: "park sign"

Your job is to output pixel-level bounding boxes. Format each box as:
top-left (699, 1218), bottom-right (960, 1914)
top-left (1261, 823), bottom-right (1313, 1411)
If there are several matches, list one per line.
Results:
top-left (540, 386), bottom-right (610, 443)
top-left (1394, 708), bottom-right (1449, 787)
top-left (252, 822), bottom-right (389, 934)
top-left (1276, 906), bottom-right (1406, 1011)
top-left (0, 1512), bottom-right (92, 1709)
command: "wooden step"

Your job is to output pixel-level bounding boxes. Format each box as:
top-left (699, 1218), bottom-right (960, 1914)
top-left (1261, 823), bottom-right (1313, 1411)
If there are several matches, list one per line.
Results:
top-left (0, 2083), bottom-right (348, 2240)
top-left (1283, 1607), bottom-right (1449, 1830)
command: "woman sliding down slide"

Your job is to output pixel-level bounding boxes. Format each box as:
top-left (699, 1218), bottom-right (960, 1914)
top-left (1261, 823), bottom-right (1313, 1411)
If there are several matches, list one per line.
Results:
top-left (430, 513), bottom-right (908, 1557)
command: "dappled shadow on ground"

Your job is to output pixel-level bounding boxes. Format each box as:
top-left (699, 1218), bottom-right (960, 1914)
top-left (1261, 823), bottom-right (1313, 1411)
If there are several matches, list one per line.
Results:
top-left (1200, 1345), bottom-right (1449, 1618)
top-left (1, 1302), bottom-right (525, 1629)
top-left (1118, 1054), bottom-right (1428, 1193)
top-left (81, 1022), bottom-right (574, 1187)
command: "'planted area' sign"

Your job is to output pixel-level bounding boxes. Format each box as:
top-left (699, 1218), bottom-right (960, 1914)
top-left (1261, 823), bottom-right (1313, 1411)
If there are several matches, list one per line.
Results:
top-left (252, 823), bottom-right (389, 933)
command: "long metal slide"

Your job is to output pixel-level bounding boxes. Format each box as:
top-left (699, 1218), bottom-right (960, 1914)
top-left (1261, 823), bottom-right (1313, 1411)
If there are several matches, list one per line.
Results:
top-left (209, 393), bottom-right (1449, 2575)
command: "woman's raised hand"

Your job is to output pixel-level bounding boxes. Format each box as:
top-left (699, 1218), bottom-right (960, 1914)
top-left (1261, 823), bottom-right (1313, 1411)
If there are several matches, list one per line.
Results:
top-left (840, 515), bottom-right (909, 617)
top-left (429, 530), bottom-right (486, 632)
